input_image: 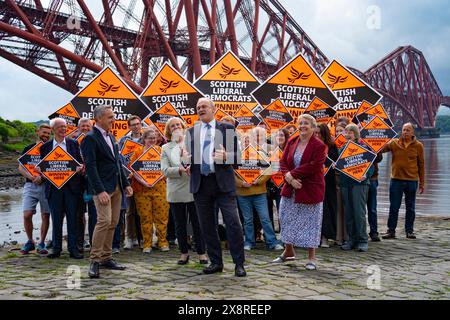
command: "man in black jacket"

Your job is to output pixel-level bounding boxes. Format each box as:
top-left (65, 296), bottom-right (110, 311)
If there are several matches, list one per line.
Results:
top-left (185, 98), bottom-right (246, 277)
top-left (81, 105), bottom-right (133, 278)
top-left (39, 118), bottom-right (84, 259)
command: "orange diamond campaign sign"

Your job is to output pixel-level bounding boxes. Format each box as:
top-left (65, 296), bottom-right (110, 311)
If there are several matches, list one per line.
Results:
top-left (214, 109), bottom-right (232, 122)
top-left (324, 156), bottom-right (334, 176)
top-left (148, 102), bottom-right (184, 136)
top-left (357, 103), bottom-right (393, 128)
top-left (235, 145), bottom-right (271, 185)
top-left (335, 141), bottom-right (377, 182)
top-left (303, 97), bottom-right (337, 125)
top-left (258, 99), bottom-right (293, 131)
top-left (75, 132), bottom-right (85, 145)
top-left (36, 146), bottom-right (81, 189)
top-left (252, 52), bottom-right (339, 123)
top-left (334, 134), bottom-right (347, 149)
top-left (18, 142), bottom-right (43, 178)
top-left (360, 116), bottom-right (397, 153)
top-left (48, 103), bottom-right (80, 137)
top-left (140, 62), bottom-right (203, 127)
top-left (194, 51), bottom-right (261, 116)
top-left (130, 146), bottom-right (163, 187)
top-left (234, 104), bottom-right (260, 135)
top-left (351, 100), bottom-right (373, 124)
top-left (321, 60), bottom-right (382, 123)
top-left (269, 147), bottom-right (284, 187)
top-left (120, 138), bottom-right (143, 167)
top-left (70, 66), bottom-right (151, 140)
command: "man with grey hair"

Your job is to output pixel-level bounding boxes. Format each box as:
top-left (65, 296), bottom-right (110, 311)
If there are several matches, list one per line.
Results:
top-left (185, 97), bottom-right (246, 277)
top-left (73, 117), bottom-right (95, 252)
top-left (382, 122), bottom-right (425, 240)
top-left (81, 105), bottom-right (133, 278)
top-left (38, 117), bottom-right (85, 259)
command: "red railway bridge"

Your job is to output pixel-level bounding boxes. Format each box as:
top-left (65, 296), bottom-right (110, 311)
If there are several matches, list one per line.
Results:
top-left (0, 0), bottom-right (448, 129)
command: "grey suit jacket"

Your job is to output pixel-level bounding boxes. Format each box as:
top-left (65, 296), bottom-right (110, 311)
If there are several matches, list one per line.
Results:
top-left (161, 141), bottom-right (194, 203)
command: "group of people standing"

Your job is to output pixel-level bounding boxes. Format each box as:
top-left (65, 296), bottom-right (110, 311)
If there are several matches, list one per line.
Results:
top-left (18, 97), bottom-right (425, 278)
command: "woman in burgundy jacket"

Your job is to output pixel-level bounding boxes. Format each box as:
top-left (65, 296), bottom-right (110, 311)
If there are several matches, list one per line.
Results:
top-left (272, 114), bottom-right (327, 270)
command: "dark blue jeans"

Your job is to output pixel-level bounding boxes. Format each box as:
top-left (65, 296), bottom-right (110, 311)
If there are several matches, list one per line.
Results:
top-left (388, 179), bottom-right (418, 234)
top-left (367, 179), bottom-right (378, 235)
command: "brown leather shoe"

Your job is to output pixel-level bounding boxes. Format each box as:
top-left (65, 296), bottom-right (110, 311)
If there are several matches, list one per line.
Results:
top-left (382, 231), bottom-right (396, 239)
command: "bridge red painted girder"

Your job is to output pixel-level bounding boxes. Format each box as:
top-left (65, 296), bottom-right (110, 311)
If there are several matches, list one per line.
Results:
top-left (0, 0), bottom-right (447, 128)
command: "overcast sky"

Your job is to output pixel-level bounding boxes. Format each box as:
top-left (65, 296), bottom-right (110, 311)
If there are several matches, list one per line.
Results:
top-left (0, 0), bottom-right (449, 122)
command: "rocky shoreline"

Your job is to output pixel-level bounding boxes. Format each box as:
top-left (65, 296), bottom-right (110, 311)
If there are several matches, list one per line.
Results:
top-left (0, 151), bottom-right (23, 191)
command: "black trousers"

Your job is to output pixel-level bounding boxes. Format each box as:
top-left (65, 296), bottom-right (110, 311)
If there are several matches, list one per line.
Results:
top-left (193, 174), bottom-right (245, 266)
top-left (170, 202), bottom-right (205, 255)
top-left (47, 188), bottom-right (79, 253)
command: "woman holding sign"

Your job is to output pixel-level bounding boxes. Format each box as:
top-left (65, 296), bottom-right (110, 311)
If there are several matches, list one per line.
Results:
top-left (272, 114), bottom-right (327, 270)
top-left (338, 124), bottom-right (374, 252)
top-left (130, 128), bottom-right (170, 253)
top-left (161, 117), bottom-right (208, 265)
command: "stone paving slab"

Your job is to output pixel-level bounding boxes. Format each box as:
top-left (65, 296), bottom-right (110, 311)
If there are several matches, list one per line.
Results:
top-left (0, 216), bottom-right (448, 300)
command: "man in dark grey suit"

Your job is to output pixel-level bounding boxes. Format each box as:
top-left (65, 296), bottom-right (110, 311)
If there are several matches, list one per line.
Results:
top-left (185, 97), bottom-right (246, 277)
top-left (81, 105), bottom-right (133, 278)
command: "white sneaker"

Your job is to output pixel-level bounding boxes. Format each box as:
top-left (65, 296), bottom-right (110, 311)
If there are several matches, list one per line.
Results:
top-left (124, 239), bottom-right (133, 250)
top-left (321, 236), bottom-right (329, 248)
top-left (272, 244), bottom-right (284, 250)
top-left (244, 245), bottom-right (252, 251)
top-left (305, 261), bottom-right (317, 270)
top-left (133, 239), bottom-right (139, 246)
top-left (112, 247), bottom-right (120, 254)
top-left (143, 247), bottom-right (152, 254)
top-left (160, 246), bottom-right (170, 252)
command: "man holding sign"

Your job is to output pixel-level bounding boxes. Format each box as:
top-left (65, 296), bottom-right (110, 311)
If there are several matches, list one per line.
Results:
top-left (185, 97), bottom-right (246, 277)
top-left (81, 106), bottom-right (133, 279)
top-left (38, 118), bottom-right (84, 259)
top-left (17, 123), bottom-right (52, 255)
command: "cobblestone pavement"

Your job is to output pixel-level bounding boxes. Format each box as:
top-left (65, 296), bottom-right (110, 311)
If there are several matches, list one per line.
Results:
top-left (0, 216), bottom-right (448, 300)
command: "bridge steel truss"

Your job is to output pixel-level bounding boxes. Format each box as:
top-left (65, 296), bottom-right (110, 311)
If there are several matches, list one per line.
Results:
top-left (0, 0), bottom-right (447, 128)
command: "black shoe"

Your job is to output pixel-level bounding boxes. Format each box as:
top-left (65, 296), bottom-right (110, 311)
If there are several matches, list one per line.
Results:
top-left (203, 263), bottom-right (223, 274)
top-left (69, 251), bottom-right (84, 259)
top-left (47, 251), bottom-right (61, 259)
top-left (406, 232), bottom-right (417, 239)
top-left (382, 231), bottom-right (396, 239)
top-left (235, 264), bottom-right (247, 277)
top-left (199, 259), bottom-right (209, 265)
top-left (89, 262), bottom-right (100, 278)
top-left (370, 233), bottom-right (381, 242)
top-left (177, 255), bottom-right (189, 265)
top-left (100, 259), bottom-right (126, 270)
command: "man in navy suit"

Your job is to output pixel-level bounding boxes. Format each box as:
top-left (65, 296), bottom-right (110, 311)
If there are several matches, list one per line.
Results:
top-left (81, 105), bottom-right (133, 279)
top-left (39, 118), bottom-right (84, 259)
top-left (185, 98), bottom-right (246, 277)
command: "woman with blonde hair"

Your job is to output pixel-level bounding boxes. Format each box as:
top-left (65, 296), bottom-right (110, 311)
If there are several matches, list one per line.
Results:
top-left (161, 117), bottom-right (208, 264)
top-left (272, 114), bottom-right (327, 270)
top-left (338, 123), bottom-right (374, 252)
top-left (130, 128), bottom-right (170, 253)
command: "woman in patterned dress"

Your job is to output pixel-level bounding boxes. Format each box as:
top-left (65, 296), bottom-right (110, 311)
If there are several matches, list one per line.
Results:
top-left (272, 114), bottom-right (327, 270)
